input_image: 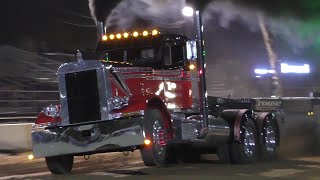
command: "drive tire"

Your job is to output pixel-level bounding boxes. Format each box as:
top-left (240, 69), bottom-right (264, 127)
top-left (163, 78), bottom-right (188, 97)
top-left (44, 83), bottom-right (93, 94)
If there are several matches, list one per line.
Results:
top-left (45, 155), bottom-right (74, 175)
top-left (260, 118), bottom-right (279, 161)
top-left (140, 109), bottom-right (176, 166)
top-left (230, 118), bottom-right (258, 164)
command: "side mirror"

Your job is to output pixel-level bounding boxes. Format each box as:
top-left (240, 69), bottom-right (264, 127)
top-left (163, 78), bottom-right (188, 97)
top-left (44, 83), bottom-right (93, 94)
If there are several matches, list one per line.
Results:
top-left (186, 40), bottom-right (197, 61)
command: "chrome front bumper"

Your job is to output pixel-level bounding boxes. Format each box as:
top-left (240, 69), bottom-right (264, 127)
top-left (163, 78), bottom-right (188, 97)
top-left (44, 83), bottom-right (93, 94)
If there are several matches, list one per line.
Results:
top-left (32, 117), bottom-right (145, 158)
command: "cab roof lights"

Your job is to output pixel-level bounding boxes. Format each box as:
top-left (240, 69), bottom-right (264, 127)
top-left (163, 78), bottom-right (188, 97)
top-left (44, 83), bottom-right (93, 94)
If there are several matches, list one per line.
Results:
top-left (102, 35), bottom-right (108, 41)
top-left (142, 31), bottom-right (149, 36)
top-left (102, 30), bottom-right (160, 41)
top-left (116, 33), bottom-right (122, 39)
top-left (152, 29), bottom-right (159, 35)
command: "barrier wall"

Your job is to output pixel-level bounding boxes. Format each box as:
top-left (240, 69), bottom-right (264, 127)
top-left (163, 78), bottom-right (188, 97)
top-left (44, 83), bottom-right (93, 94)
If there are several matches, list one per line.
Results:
top-left (0, 124), bottom-right (33, 151)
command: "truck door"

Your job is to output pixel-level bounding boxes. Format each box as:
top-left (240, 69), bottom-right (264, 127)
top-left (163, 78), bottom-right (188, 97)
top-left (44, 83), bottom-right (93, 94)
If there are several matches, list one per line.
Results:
top-left (162, 44), bottom-right (193, 110)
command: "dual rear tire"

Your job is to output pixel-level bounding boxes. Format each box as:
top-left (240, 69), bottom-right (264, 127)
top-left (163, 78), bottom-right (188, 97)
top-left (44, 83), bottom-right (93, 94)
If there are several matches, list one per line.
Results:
top-left (217, 117), bottom-right (279, 164)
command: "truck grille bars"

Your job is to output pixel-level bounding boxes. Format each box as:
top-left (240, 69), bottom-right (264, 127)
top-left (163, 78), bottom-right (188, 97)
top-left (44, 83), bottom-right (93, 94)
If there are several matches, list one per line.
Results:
top-left (65, 70), bottom-right (101, 124)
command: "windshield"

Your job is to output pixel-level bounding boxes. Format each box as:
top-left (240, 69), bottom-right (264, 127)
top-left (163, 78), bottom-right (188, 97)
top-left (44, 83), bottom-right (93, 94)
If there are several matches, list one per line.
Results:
top-left (106, 47), bottom-right (162, 67)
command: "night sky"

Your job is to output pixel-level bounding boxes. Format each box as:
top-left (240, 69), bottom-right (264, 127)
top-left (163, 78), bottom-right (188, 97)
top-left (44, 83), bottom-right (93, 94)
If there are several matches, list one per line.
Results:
top-left (1, 0), bottom-right (98, 50)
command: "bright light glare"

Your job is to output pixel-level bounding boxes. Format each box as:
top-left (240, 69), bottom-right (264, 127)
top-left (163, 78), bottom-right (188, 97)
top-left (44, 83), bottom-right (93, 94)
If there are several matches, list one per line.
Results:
top-left (133, 31), bottom-right (139, 37)
top-left (116, 33), bottom-right (122, 39)
top-left (28, 154), bottom-right (34, 160)
top-left (189, 64), bottom-right (196, 70)
top-left (182, 6), bottom-right (194, 17)
top-left (142, 31), bottom-right (149, 36)
top-left (152, 30), bottom-right (158, 36)
top-left (109, 34), bottom-right (115, 40)
top-left (144, 139), bottom-right (151, 145)
top-left (254, 69), bottom-right (275, 75)
top-left (281, 63), bottom-right (310, 74)
top-left (102, 35), bottom-right (108, 41)
top-left (123, 32), bottom-right (129, 38)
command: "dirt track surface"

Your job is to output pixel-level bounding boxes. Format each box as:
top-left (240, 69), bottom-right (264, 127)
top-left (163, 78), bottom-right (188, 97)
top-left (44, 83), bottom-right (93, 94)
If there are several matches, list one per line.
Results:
top-left (2, 152), bottom-right (320, 180)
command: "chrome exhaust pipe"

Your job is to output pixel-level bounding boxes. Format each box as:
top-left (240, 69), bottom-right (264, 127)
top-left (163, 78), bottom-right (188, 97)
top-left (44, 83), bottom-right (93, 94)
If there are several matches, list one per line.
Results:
top-left (97, 21), bottom-right (104, 41)
top-left (203, 117), bottom-right (230, 147)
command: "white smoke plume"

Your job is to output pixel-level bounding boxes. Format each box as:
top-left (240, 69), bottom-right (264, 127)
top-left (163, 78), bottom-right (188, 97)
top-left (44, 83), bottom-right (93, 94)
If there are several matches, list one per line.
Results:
top-left (89, 0), bottom-right (188, 31)
top-left (204, 1), bottom-right (312, 52)
top-left (88, 0), bottom-right (314, 51)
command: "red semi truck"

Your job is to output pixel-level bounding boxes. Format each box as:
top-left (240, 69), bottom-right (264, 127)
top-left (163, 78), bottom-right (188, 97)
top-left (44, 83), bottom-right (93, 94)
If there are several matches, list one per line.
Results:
top-left (31, 24), bottom-right (280, 174)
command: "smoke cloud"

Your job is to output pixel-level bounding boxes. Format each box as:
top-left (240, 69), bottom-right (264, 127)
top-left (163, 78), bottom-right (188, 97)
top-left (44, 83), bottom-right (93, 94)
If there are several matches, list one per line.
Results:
top-left (88, 0), bottom-right (319, 52)
top-left (203, 1), bottom-right (315, 52)
top-left (89, 0), bottom-right (187, 31)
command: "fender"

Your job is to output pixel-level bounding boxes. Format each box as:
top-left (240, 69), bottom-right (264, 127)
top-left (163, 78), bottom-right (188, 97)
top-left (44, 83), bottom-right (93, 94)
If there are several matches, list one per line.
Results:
top-left (255, 112), bottom-right (280, 146)
top-left (145, 97), bottom-right (173, 140)
top-left (221, 109), bottom-right (254, 142)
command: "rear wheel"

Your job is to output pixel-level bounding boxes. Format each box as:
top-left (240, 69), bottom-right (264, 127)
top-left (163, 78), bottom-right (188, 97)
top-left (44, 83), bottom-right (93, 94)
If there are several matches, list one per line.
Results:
top-left (230, 118), bottom-right (258, 164)
top-left (140, 109), bottom-right (175, 166)
top-left (260, 118), bottom-right (278, 160)
top-left (45, 155), bottom-right (74, 175)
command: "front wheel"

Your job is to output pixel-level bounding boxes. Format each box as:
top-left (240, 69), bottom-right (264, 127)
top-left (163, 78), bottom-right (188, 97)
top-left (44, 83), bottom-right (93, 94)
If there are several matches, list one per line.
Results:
top-left (140, 109), bottom-right (175, 166)
top-left (230, 118), bottom-right (258, 164)
top-left (45, 155), bottom-right (74, 174)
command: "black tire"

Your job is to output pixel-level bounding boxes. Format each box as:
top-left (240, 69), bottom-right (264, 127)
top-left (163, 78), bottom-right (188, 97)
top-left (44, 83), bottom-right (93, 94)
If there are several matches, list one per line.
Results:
top-left (217, 144), bottom-right (231, 163)
top-left (140, 109), bottom-right (176, 166)
top-left (260, 118), bottom-right (279, 161)
top-left (45, 155), bottom-right (74, 175)
top-left (230, 118), bottom-right (258, 164)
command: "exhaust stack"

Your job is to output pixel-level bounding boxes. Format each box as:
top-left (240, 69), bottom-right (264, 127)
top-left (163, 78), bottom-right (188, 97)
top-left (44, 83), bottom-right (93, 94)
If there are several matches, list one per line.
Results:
top-left (97, 21), bottom-right (105, 42)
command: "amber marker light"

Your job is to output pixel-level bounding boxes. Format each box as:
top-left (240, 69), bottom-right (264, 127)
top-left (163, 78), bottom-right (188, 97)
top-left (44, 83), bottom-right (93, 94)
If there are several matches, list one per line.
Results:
top-left (144, 139), bottom-right (151, 145)
top-left (102, 35), bottom-right (108, 41)
top-left (28, 154), bottom-right (34, 160)
top-left (133, 31), bottom-right (139, 37)
top-left (116, 33), bottom-right (122, 39)
top-left (109, 34), bottom-right (115, 40)
top-left (152, 29), bottom-right (159, 35)
top-left (189, 64), bottom-right (196, 70)
top-left (142, 31), bottom-right (149, 36)
top-left (123, 32), bottom-right (129, 38)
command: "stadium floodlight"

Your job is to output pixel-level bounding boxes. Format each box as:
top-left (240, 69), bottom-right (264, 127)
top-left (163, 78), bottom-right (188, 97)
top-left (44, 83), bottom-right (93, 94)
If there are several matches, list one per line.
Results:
top-left (280, 63), bottom-right (310, 74)
top-left (254, 69), bottom-right (275, 75)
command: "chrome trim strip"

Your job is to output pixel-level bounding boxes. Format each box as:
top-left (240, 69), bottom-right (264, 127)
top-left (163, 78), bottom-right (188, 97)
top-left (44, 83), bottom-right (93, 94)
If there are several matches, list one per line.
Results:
top-left (113, 67), bottom-right (153, 73)
top-left (58, 74), bottom-right (69, 125)
top-left (96, 67), bottom-right (112, 119)
top-left (57, 61), bottom-right (105, 75)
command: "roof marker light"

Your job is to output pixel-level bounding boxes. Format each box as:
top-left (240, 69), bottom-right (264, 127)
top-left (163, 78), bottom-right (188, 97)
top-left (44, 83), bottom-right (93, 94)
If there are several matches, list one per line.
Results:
top-left (116, 33), bottom-right (122, 39)
top-left (133, 31), bottom-right (139, 37)
top-left (123, 32), bottom-right (129, 38)
top-left (102, 35), bottom-right (108, 41)
top-left (152, 30), bottom-right (159, 36)
top-left (109, 34), bottom-right (115, 40)
top-left (142, 31), bottom-right (149, 36)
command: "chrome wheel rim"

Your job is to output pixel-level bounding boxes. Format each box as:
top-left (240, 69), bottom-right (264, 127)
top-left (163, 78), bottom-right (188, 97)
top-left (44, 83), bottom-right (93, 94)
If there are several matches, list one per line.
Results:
top-left (264, 120), bottom-right (277, 153)
top-left (152, 119), bottom-right (167, 160)
top-left (243, 126), bottom-right (256, 157)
